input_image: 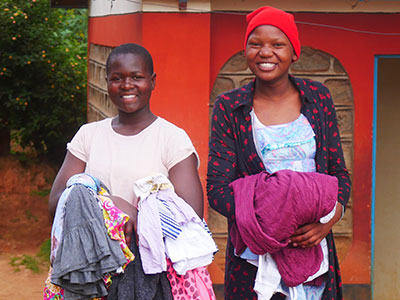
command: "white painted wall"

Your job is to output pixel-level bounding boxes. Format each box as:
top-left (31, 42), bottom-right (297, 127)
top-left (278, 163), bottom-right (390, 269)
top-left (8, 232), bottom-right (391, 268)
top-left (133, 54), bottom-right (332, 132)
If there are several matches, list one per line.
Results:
top-left (88, 0), bottom-right (142, 17)
top-left (143, 0), bottom-right (210, 12)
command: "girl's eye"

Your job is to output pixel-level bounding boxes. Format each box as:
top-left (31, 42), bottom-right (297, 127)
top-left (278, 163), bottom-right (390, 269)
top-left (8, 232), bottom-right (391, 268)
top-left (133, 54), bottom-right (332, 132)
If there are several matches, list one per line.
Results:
top-left (248, 42), bottom-right (261, 47)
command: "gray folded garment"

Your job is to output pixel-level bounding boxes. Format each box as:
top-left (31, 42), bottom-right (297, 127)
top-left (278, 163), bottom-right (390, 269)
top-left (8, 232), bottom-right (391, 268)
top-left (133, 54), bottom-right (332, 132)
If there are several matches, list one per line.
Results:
top-left (51, 184), bottom-right (127, 300)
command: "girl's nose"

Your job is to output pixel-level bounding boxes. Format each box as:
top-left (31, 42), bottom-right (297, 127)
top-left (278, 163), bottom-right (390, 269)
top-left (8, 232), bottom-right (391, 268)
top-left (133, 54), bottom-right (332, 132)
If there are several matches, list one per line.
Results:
top-left (259, 45), bottom-right (273, 57)
top-left (122, 76), bottom-right (135, 89)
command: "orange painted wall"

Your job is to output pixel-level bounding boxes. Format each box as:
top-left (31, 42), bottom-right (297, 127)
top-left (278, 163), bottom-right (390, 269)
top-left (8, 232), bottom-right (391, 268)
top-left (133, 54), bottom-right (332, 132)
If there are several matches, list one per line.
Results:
top-left (88, 13), bottom-right (143, 46)
top-left (210, 12), bottom-right (400, 285)
top-left (87, 11), bottom-right (400, 286)
top-left (141, 13), bottom-right (211, 188)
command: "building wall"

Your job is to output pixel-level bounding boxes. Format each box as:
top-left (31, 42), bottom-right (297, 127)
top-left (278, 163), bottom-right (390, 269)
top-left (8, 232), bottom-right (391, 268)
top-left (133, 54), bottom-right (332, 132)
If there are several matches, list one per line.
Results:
top-left (86, 4), bottom-right (400, 296)
top-left (209, 13), bottom-right (400, 289)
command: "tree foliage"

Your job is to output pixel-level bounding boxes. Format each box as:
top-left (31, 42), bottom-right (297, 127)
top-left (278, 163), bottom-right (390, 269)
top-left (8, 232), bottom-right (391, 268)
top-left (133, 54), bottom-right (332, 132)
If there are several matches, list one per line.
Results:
top-left (0, 0), bottom-right (87, 163)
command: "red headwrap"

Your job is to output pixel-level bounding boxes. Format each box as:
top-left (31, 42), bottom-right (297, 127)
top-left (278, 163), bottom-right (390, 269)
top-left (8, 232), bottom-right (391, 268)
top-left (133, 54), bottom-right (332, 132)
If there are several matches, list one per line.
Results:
top-left (244, 6), bottom-right (301, 58)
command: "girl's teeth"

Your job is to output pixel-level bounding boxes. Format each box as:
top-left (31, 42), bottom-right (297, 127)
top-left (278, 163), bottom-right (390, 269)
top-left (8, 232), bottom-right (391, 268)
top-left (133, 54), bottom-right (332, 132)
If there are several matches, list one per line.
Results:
top-left (260, 63), bottom-right (275, 68)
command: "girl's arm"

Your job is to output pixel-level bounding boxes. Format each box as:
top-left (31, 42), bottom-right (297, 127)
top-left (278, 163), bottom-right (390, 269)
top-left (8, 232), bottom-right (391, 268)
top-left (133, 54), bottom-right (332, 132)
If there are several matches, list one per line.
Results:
top-left (206, 97), bottom-right (239, 221)
top-left (48, 150), bottom-right (86, 219)
top-left (169, 153), bottom-right (204, 218)
top-left (324, 86), bottom-right (351, 210)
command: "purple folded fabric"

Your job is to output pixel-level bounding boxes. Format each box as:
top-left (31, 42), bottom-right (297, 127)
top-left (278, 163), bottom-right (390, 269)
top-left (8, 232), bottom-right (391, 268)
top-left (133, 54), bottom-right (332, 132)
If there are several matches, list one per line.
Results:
top-left (229, 170), bottom-right (338, 287)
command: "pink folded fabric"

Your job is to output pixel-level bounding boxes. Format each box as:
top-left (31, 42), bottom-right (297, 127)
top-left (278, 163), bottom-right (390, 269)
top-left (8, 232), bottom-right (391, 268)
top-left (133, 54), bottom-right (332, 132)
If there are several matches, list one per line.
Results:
top-left (229, 170), bottom-right (338, 287)
top-left (166, 259), bottom-right (216, 300)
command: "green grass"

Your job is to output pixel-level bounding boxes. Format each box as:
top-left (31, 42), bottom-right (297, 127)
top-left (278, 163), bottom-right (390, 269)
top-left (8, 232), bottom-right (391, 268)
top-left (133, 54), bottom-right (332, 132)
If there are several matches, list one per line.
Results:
top-left (9, 238), bottom-right (50, 273)
top-left (10, 255), bottom-right (40, 273)
top-left (24, 208), bottom-right (38, 222)
top-left (37, 238), bottom-right (51, 261)
top-left (30, 189), bottom-right (51, 197)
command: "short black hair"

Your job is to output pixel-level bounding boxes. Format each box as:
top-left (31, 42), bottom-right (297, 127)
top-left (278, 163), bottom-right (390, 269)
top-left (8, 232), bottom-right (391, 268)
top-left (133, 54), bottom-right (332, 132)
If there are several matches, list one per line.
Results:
top-left (106, 43), bottom-right (154, 75)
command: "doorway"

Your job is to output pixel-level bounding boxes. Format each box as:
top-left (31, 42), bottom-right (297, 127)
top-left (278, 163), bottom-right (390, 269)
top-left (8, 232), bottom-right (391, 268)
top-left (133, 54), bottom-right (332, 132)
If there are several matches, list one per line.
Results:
top-left (372, 56), bottom-right (400, 299)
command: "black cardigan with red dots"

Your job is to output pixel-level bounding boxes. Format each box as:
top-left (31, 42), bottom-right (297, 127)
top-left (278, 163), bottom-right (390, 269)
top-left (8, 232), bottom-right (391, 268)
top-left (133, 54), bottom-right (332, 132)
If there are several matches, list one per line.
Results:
top-left (207, 76), bottom-right (351, 300)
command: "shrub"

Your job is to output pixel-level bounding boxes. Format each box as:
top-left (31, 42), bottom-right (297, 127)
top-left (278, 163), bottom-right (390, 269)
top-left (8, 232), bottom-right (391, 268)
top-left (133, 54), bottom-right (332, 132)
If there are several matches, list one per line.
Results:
top-left (0, 0), bottom-right (87, 164)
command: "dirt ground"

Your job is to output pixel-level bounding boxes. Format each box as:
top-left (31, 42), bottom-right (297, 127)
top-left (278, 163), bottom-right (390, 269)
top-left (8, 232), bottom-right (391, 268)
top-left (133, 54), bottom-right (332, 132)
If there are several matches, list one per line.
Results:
top-left (0, 156), bottom-right (56, 300)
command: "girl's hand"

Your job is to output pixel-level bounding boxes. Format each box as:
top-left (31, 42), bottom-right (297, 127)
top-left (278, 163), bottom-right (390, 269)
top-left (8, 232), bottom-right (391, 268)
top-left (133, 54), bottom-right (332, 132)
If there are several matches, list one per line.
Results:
top-left (108, 195), bottom-right (138, 247)
top-left (289, 202), bottom-right (343, 248)
top-left (289, 222), bottom-right (332, 248)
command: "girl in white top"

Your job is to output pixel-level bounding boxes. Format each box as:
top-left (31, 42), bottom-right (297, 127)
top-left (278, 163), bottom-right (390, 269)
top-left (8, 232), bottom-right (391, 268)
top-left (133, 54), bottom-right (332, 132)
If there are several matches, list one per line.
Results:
top-left (49, 43), bottom-right (203, 254)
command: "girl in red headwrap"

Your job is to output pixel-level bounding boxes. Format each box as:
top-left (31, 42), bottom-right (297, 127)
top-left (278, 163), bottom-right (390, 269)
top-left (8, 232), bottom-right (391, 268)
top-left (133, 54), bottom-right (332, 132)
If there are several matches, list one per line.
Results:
top-left (207, 6), bottom-right (350, 300)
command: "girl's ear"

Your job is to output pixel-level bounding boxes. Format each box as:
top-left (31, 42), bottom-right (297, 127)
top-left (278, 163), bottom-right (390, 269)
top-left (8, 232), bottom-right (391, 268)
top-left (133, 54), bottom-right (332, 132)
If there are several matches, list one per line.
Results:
top-left (151, 73), bottom-right (157, 90)
top-left (292, 54), bottom-right (299, 63)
